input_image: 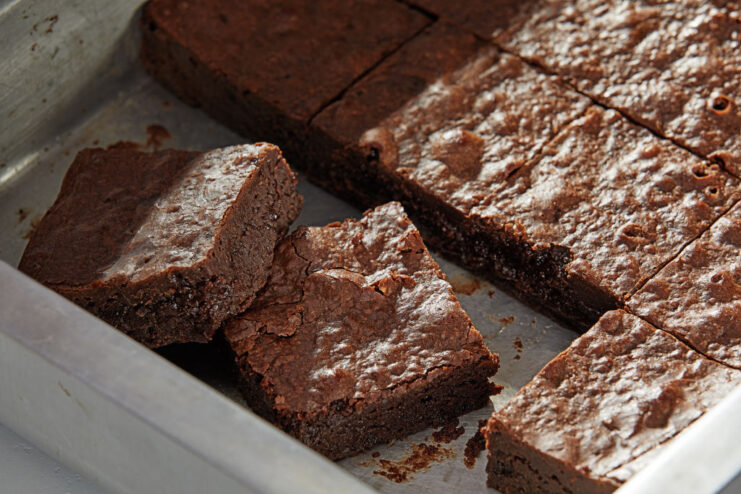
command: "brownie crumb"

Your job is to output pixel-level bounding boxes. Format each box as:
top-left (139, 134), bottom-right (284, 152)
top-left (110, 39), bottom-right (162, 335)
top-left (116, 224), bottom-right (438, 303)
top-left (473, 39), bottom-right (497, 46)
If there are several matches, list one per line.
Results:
top-left (463, 420), bottom-right (488, 469)
top-left (373, 443), bottom-right (454, 483)
top-left (513, 337), bottom-right (523, 351)
top-left (449, 272), bottom-right (481, 295)
top-left (17, 208), bottom-right (29, 223)
top-left (431, 419), bottom-right (465, 443)
top-left (145, 124), bottom-right (172, 150)
top-left (499, 316), bottom-right (516, 326)
top-left (371, 451), bottom-right (380, 458)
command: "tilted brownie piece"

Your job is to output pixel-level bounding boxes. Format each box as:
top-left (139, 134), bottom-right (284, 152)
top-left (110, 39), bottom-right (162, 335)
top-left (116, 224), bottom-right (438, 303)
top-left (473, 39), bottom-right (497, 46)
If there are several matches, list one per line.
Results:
top-left (19, 144), bottom-right (302, 347)
top-left (497, 0), bottom-right (741, 176)
top-left (140, 0), bottom-right (429, 166)
top-left (223, 202), bottom-right (499, 460)
top-left (314, 23), bottom-right (739, 329)
top-left (628, 200), bottom-right (741, 368)
top-left (486, 310), bottom-right (741, 494)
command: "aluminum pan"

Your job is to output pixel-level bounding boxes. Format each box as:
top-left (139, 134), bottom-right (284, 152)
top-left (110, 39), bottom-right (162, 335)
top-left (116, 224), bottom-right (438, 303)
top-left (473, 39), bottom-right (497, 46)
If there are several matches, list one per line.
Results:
top-left (0, 0), bottom-right (738, 492)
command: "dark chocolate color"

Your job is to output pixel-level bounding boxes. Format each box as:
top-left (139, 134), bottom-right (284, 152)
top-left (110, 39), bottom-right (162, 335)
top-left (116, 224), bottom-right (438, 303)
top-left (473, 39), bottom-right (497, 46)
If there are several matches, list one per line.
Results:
top-left (224, 202), bottom-right (499, 459)
top-left (19, 144), bottom-right (302, 347)
top-left (486, 310), bottom-right (741, 493)
top-left (140, 0), bottom-right (429, 164)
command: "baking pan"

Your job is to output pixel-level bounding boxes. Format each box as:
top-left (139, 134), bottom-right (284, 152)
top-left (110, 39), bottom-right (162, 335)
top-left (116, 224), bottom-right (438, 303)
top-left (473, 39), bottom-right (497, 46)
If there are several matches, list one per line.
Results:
top-left (0, 0), bottom-right (739, 492)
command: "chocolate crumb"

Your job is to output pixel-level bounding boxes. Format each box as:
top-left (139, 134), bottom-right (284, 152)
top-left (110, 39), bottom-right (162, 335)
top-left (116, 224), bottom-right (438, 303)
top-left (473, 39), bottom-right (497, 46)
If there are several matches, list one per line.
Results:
top-left (146, 124), bottom-right (172, 150)
top-left (499, 315), bottom-right (516, 326)
top-left (17, 208), bottom-right (29, 223)
top-left (372, 451), bottom-right (380, 458)
top-left (513, 337), bottom-right (523, 351)
top-left (449, 272), bottom-right (482, 295)
top-left (463, 419), bottom-right (488, 469)
top-left (431, 419), bottom-right (465, 443)
top-left (373, 443), bottom-right (454, 483)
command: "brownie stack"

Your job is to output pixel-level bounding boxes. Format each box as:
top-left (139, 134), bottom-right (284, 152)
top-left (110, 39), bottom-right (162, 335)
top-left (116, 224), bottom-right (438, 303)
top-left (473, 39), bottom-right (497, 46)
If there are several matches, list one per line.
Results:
top-left (135, 0), bottom-right (740, 489)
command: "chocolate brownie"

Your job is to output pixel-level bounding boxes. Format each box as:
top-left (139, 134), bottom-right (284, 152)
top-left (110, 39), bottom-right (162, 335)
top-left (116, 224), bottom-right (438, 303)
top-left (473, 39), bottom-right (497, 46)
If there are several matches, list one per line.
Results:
top-left (313, 23), bottom-right (739, 329)
top-left (404, 0), bottom-right (531, 40)
top-left (485, 310), bottom-right (741, 494)
top-left (19, 144), bottom-right (302, 347)
top-left (497, 0), bottom-right (741, 177)
top-left (223, 202), bottom-right (499, 460)
top-left (628, 200), bottom-right (741, 368)
top-left (140, 0), bottom-right (429, 168)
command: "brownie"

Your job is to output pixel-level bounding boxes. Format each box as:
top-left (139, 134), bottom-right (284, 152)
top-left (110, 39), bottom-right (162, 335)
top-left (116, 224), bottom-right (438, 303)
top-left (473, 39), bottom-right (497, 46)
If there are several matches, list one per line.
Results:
top-left (485, 310), bottom-right (741, 494)
top-left (223, 202), bottom-right (499, 460)
top-left (404, 0), bottom-right (531, 40)
top-left (19, 143), bottom-right (302, 347)
top-left (497, 0), bottom-right (741, 177)
top-left (140, 0), bottom-right (429, 168)
top-left (313, 23), bottom-right (740, 329)
top-left (628, 200), bottom-right (741, 368)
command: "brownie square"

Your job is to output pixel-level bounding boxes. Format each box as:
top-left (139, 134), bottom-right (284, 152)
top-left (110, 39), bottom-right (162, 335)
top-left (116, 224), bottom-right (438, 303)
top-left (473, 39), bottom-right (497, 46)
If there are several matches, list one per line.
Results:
top-left (498, 0), bottom-right (741, 176)
top-left (19, 143), bottom-right (302, 347)
top-left (473, 107), bottom-right (739, 327)
top-left (314, 22), bottom-right (739, 329)
top-left (628, 200), bottom-right (741, 368)
top-left (223, 202), bottom-right (499, 459)
top-left (140, 0), bottom-right (429, 159)
top-left (485, 310), bottom-right (741, 494)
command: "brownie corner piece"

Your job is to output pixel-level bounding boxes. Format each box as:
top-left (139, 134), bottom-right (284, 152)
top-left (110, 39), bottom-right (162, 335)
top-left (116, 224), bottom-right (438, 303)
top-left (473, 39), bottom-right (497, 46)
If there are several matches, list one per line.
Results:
top-left (19, 143), bottom-right (302, 347)
top-left (485, 310), bottom-right (740, 493)
top-left (224, 202), bottom-right (499, 459)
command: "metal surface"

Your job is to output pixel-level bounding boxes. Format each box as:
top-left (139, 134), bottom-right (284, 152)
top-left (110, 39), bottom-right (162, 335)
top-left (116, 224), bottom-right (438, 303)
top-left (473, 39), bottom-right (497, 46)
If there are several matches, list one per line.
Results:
top-left (0, 0), bottom-right (738, 492)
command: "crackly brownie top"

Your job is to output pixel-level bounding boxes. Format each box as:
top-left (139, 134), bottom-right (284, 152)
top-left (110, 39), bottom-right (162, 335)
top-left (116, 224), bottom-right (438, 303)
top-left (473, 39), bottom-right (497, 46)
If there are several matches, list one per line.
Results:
top-left (474, 107), bottom-right (739, 299)
top-left (489, 310), bottom-right (741, 484)
top-left (224, 202), bottom-right (496, 413)
top-left (20, 143), bottom-right (281, 286)
top-left (143, 0), bottom-right (428, 122)
top-left (629, 201), bottom-right (741, 368)
top-left (321, 38), bottom-right (590, 213)
top-left (499, 0), bottom-right (741, 175)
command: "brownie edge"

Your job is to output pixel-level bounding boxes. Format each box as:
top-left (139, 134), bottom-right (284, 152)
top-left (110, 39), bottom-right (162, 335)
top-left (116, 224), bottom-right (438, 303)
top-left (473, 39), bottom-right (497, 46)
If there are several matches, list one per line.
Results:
top-left (19, 143), bottom-right (302, 347)
top-left (224, 202), bottom-right (499, 459)
top-left (485, 310), bottom-right (741, 494)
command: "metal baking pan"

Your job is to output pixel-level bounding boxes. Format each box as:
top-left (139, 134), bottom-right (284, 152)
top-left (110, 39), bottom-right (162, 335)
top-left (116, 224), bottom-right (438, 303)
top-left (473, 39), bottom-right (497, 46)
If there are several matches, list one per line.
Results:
top-left (0, 1), bottom-right (739, 492)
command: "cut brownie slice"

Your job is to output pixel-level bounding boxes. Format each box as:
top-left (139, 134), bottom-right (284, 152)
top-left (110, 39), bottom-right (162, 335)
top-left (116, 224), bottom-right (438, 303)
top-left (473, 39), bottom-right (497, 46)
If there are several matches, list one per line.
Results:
top-left (497, 0), bottom-right (741, 176)
top-left (313, 23), bottom-right (739, 329)
top-left (628, 200), bottom-right (741, 368)
top-left (140, 0), bottom-right (429, 165)
top-left (485, 310), bottom-right (741, 494)
top-left (19, 143), bottom-right (302, 347)
top-left (223, 202), bottom-right (499, 460)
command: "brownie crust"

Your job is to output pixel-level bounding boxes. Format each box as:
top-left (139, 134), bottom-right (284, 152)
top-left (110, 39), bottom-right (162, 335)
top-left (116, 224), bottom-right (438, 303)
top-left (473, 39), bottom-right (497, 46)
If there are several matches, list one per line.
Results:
top-left (629, 200), bottom-right (741, 368)
top-left (224, 202), bottom-right (499, 459)
top-left (486, 310), bottom-right (741, 493)
top-left (19, 143), bottom-right (302, 347)
top-left (497, 0), bottom-right (741, 177)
